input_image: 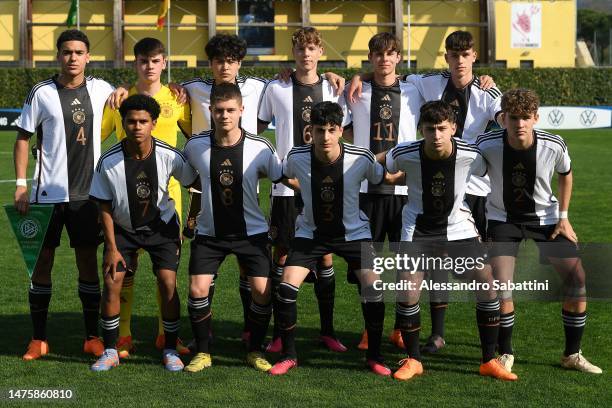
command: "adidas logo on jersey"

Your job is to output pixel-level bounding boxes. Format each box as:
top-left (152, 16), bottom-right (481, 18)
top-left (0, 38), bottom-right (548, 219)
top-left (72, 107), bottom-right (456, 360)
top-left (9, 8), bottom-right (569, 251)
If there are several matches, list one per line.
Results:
top-left (381, 94), bottom-right (391, 101)
top-left (71, 98), bottom-right (81, 106)
top-left (434, 171), bottom-right (445, 179)
top-left (221, 159), bottom-right (232, 166)
top-left (322, 176), bottom-right (334, 184)
top-left (137, 171), bottom-right (147, 180)
top-left (514, 163), bottom-right (525, 170)
top-left (303, 96), bottom-right (313, 103)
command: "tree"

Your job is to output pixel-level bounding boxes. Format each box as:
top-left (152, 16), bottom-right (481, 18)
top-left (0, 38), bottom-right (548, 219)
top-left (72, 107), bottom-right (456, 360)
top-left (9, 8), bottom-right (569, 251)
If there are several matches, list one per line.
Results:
top-left (577, 9), bottom-right (611, 64)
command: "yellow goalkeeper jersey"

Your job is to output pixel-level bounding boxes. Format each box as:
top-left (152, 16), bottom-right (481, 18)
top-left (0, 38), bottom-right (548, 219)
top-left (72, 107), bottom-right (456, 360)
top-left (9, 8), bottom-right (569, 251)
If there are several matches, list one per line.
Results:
top-left (101, 85), bottom-right (192, 146)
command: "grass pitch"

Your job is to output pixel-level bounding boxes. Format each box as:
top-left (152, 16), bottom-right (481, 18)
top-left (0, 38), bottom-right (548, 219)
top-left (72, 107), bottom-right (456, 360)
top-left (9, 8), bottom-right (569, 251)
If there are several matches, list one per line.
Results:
top-left (0, 129), bottom-right (610, 406)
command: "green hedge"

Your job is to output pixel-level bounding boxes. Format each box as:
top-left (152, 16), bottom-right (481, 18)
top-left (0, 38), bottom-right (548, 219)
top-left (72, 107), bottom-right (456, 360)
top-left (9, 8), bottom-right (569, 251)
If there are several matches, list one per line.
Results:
top-left (0, 67), bottom-right (610, 108)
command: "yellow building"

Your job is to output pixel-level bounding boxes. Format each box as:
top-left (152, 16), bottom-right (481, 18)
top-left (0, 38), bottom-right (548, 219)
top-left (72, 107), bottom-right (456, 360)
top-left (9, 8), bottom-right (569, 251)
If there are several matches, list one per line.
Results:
top-left (1, 0), bottom-right (576, 69)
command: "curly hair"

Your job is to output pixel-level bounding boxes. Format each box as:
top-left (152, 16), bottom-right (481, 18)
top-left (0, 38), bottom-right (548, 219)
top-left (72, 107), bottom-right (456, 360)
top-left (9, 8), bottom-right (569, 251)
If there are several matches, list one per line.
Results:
top-left (501, 89), bottom-right (540, 116)
top-left (205, 34), bottom-right (247, 61)
top-left (119, 94), bottom-right (161, 121)
top-left (311, 101), bottom-right (344, 127)
top-left (292, 27), bottom-right (322, 48)
top-left (418, 100), bottom-right (456, 128)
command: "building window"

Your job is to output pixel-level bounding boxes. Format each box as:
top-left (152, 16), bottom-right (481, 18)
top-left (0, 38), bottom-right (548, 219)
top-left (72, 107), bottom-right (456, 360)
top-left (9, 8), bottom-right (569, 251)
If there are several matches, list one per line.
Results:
top-left (238, 1), bottom-right (274, 55)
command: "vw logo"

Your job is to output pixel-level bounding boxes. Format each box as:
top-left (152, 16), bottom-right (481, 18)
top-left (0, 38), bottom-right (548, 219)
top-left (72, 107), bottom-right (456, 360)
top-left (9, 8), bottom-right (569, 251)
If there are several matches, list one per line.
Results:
top-left (579, 110), bottom-right (597, 127)
top-left (547, 109), bottom-right (564, 127)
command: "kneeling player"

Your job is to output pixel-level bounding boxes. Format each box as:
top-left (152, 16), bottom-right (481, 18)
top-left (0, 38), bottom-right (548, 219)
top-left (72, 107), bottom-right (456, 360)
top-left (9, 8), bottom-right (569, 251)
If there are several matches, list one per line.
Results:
top-left (182, 83), bottom-right (283, 373)
top-left (477, 89), bottom-right (601, 374)
top-left (89, 95), bottom-right (196, 371)
top-left (270, 101), bottom-right (390, 376)
top-left (385, 101), bottom-right (516, 381)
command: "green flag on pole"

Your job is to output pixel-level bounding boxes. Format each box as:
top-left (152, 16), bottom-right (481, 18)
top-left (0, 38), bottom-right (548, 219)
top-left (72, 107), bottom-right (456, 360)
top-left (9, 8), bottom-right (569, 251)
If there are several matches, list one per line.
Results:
top-left (66, 0), bottom-right (78, 27)
top-left (4, 204), bottom-right (54, 278)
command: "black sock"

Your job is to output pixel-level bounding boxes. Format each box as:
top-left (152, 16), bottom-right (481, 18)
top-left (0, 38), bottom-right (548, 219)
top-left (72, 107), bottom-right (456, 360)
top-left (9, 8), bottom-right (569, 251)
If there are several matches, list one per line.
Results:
top-left (476, 300), bottom-right (500, 362)
top-left (248, 301), bottom-right (272, 352)
top-left (362, 301), bottom-right (385, 361)
top-left (271, 263), bottom-right (284, 340)
top-left (314, 265), bottom-right (335, 337)
top-left (276, 282), bottom-right (299, 359)
top-left (498, 311), bottom-right (515, 355)
top-left (562, 309), bottom-right (586, 356)
top-left (396, 303), bottom-right (421, 361)
top-left (78, 279), bottom-right (101, 339)
top-left (100, 314), bottom-right (120, 349)
top-left (29, 282), bottom-right (52, 341)
top-left (162, 319), bottom-right (180, 350)
top-left (239, 276), bottom-right (251, 333)
top-left (188, 296), bottom-right (211, 353)
top-left (430, 302), bottom-right (448, 338)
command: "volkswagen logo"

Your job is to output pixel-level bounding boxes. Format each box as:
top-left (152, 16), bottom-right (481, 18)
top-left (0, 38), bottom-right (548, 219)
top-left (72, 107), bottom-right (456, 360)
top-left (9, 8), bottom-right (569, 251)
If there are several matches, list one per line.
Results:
top-left (579, 110), bottom-right (597, 127)
top-left (547, 109), bottom-right (564, 127)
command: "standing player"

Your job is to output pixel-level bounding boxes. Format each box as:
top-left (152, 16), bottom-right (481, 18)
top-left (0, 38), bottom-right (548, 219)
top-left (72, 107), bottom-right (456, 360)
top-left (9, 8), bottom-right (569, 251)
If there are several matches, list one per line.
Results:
top-left (101, 37), bottom-right (192, 358)
top-left (14, 30), bottom-right (114, 360)
top-left (182, 83), bottom-right (283, 373)
top-left (257, 27), bottom-right (350, 353)
top-left (89, 94), bottom-right (196, 372)
top-left (385, 101), bottom-right (516, 381)
top-left (269, 101), bottom-right (390, 376)
top-left (344, 32), bottom-right (422, 350)
top-left (477, 89), bottom-right (601, 374)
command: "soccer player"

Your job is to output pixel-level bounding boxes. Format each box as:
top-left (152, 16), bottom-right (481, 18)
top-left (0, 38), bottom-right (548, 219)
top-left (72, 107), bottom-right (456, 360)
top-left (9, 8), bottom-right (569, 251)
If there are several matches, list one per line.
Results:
top-left (349, 30), bottom-right (502, 353)
top-left (182, 83), bottom-right (283, 373)
top-left (477, 89), bottom-right (602, 374)
top-left (344, 32), bottom-right (423, 350)
top-left (101, 37), bottom-right (192, 358)
top-left (257, 27), bottom-right (350, 353)
top-left (89, 94), bottom-right (195, 372)
top-left (384, 100), bottom-right (516, 381)
top-left (14, 29), bottom-right (114, 360)
top-left (269, 101), bottom-right (390, 376)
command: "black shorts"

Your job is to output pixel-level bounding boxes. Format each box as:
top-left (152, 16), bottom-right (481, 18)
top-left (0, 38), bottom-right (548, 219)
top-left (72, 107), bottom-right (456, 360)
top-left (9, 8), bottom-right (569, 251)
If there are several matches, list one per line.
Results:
top-left (487, 220), bottom-right (578, 259)
top-left (44, 200), bottom-right (101, 249)
top-left (112, 216), bottom-right (181, 273)
top-left (399, 237), bottom-right (487, 274)
top-left (269, 196), bottom-right (300, 248)
top-left (359, 193), bottom-right (407, 252)
top-left (286, 237), bottom-right (376, 272)
top-left (465, 194), bottom-right (487, 240)
top-left (189, 233), bottom-right (271, 277)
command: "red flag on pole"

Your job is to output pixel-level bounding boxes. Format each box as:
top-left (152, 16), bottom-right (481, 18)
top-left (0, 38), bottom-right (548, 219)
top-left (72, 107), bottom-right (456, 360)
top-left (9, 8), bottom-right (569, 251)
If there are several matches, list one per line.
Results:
top-left (157, 0), bottom-right (170, 30)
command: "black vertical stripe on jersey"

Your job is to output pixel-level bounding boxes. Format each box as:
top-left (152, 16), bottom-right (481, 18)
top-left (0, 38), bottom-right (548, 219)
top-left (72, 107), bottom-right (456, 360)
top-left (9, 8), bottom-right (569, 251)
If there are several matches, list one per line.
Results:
top-left (368, 80), bottom-right (401, 194)
top-left (292, 74), bottom-right (324, 147)
top-left (311, 146), bottom-right (345, 239)
top-left (56, 78), bottom-right (95, 200)
top-left (503, 132), bottom-right (538, 223)
top-left (123, 140), bottom-right (160, 229)
top-left (210, 133), bottom-right (247, 239)
top-left (415, 140), bottom-right (456, 235)
top-left (442, 78), bottom-right (472, 139)
top-left (34, 123), bottom-right (44, 203)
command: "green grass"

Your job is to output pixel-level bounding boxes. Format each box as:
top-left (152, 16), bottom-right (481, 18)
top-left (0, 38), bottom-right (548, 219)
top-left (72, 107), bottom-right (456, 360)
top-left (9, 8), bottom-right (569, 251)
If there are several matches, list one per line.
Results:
top-left (0, 129), bottom-right (611, 406)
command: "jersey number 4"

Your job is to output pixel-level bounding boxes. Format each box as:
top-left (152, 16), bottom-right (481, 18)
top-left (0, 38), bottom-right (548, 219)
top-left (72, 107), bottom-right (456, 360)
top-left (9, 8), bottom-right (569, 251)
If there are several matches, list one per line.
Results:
top-left (76, 127), bottom-right (87, 146)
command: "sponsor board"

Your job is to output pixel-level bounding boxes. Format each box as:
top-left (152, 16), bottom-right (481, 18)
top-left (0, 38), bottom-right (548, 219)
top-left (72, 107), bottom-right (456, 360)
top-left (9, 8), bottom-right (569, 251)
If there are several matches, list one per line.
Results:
top-left (537, 107), bottom-right (611, 130)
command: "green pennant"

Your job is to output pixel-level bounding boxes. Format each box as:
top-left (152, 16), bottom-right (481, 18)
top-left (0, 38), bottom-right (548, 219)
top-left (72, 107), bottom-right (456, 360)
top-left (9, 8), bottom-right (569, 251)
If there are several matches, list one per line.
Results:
top-left (66, 0), bottom-right (78, 27)
top-left (4, 204), bottom-right (54, 278)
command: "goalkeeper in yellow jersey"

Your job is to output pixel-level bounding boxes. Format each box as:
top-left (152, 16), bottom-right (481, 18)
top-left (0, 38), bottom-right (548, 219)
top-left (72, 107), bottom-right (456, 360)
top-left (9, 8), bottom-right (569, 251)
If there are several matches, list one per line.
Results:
top-left (101, 37), bottom-right (192, 358)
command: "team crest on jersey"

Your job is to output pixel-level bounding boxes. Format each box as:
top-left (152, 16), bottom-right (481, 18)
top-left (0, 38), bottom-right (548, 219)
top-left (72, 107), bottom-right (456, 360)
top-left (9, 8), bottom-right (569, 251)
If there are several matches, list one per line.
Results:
top-left (431, 171), bottom-right (446, 197)
top-left (379, 104), bottom-right (392, 120)
top-left (136, 182), bottom-right (151, 199)
top-left (72, 109), bottom-right (86, 125)
top-left (301, 106), bottom-right (311, 123)
top-left (320, 187), bottom-right (335, 202)
top-left (512, 163), bottom-right (527, 187)
top-left (220, 171), bottom-right (234, 186)
top-left (160, 103), bottom-right (173, 119)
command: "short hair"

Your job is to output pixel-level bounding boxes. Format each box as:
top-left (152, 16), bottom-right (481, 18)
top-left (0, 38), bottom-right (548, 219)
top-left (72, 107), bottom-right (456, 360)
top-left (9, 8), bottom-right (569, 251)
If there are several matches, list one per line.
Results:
top-left (133, 37), bottom-right (166, 58)
top-left (501, 89), bottom-right (540, 116)
top-left (445, 30), bottom-right (474, 52)
top-left (368, 32), bottom-right (401, 54)
top-left (418, 101), bottom-right (456, 128)
top-left (56, 29), bottom-right (90, 52)
top-left (205, 34), bottom-right (247, 62)
top-left (311, 101), bottom-right (344, 128)
top-left (119, 94), bottom-right (161, 121)
top-left (210, 83), bottom-right (243, 106)
top-left (292, 27), bottom-right (322, 48)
